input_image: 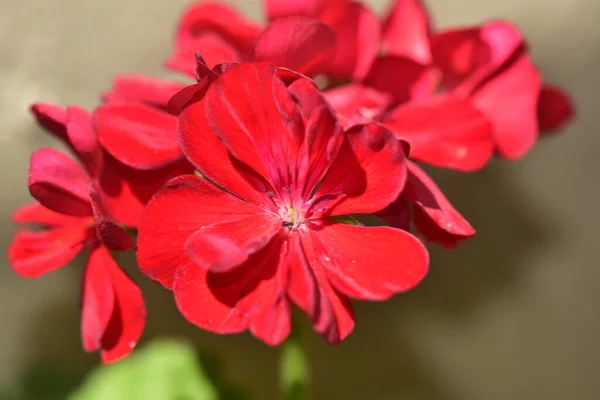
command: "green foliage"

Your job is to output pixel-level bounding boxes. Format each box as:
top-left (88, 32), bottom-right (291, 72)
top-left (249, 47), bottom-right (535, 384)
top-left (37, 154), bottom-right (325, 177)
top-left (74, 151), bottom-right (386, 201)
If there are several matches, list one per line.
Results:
top-left (330, 213), bottom-right (389, 227)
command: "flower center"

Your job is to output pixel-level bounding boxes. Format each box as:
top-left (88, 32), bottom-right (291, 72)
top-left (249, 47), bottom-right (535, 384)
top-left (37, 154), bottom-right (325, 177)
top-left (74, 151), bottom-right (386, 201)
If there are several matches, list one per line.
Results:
top-left (280, 206), bottom-right (303, 231)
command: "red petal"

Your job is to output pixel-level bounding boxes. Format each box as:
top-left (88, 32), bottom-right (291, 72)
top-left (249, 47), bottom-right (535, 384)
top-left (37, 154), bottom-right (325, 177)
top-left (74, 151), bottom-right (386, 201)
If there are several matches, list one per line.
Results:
top-left (185, 212), bottom-right (282, 273)
top-left (431, 21), bottom-right (524, 94)
top-left (324, 1), bottom-right (380, 80)
top-left (102, 75), bottom-right (186, 109)
top-left (315, 124), bottom-right (409, 216)
top-left (166, 80), bottom-right (212, 116)
top-left (100, 251), bottom-right (146, 363)
top-left (305, 221), bottom-right (428, 299)
top-left (8, 225), bottom-right (88, 278)
top-left (382, 0), bottom-right (432, 64)
top-left (405, 161), bottom-right (475, 248)
top-left (82, 245), bottom-right (115, 353)
top-left (537, 84), bottom-right (575, 133)
top-left (12, 202), bottom-right (85, 226)
top-left (66, 106), bottom-right (100, 172)
top-left (94, 103), bottom-right (181, 170)
top-left (137, 174), bottom-right (270, 289)
top-left (167, 2), bottom-right (261, 74)
top-left (30, 102), bottom-right (68, 142)
top-left (29, 148), bottom-right (92, 217)
top-left (89, 184), bottom-right (133, 251)
top-left (363, 56), bottom-right (434, 105)
top-left (323, 84), bottom-right (391, 127)
top-left (250, 17), bottom-right (337, 77)
top-left (287, 232), bottom-right (355, 344)
top-left (472, 53), bottom-right (542, 160)
top-left (179, 63), bottom-right (303, 202)
top-left (383, 96), bottom-right (494, 171)
top-left (374, 195), bottom-right (411, 230)
top-left (265, 0), bottom-right (329, 20)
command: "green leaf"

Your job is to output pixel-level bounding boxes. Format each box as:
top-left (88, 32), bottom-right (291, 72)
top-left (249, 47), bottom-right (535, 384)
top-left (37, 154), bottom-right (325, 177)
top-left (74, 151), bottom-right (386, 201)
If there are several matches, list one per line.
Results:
top-left (69, 339), bottom-right (218, 400)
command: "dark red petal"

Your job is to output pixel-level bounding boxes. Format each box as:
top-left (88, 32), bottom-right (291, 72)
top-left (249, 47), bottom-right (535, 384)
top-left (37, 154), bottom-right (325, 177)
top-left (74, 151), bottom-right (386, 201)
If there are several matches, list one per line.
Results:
top-left (305, 221), bottom-right (429, 299)
top-left (12, 202), bottom-right (84, 226)
top-left (287, 232), bottom-right (355, 344)
top-left (179, 63), bottom-right (303, 200)
top-left (66, 106), bottom-right (101, 172)
top-left (100, 251), bottom-right (146, 363)
top-left (250, 17), bottom-right (337, 77)
top-left (166, 80), bottom-right (212, 116)
top-left (405, 161), bottom-right (474, 248)
top-left (30, 102), bottom-right (68, 141)
top-left (315, 124), bottom-right (409, 216)
top-left (94, 103), bottom-right (181, 170)
top-left (431, 20), bottom-right (524, 94)
top-left (472, 54), bottom-right (542, 160)
top-left (29, 148), bottom-right (92, 217)
top-left (167, 2), bottom-right (261, 74)
top-left (137, 174), bottom-right (269, 289)
top-left (185, 212), bottom-right (282, 273)
top-left (265, 0), bottom-right (328, 21)
top-left (383, 96), bottom-right (494, 171)
top-left (89, 184), bottom-right (133, 251)
top-left (363, 56), bottom-right (434, 105)
top-left (382, 0), bottom-right (432, 64)
top-left (82, 245), bottom-right (115, 354)
top-left (8, 225), bottom-right (88, 278)
top-left (102, 75), bottom-right (186, 109)
top-left (324, 1), bottom-right (380, 80)
top-left (538, 84), bottom-right (575, 133)
top-left (375, 194), bottom-right (411, 230)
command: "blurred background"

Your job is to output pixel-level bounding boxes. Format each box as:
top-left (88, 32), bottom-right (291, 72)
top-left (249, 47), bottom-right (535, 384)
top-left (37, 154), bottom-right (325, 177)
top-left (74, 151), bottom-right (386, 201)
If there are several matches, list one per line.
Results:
top-left (0, 0), bottom-right (598, 399)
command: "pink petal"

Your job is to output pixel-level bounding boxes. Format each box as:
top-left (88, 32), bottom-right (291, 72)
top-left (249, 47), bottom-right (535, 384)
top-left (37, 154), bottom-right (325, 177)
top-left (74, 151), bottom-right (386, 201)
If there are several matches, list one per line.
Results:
top-left (315, 124), bottom-right (409, 216)
top-left (167, 2), bottom-right (262, 74)
top-left (179, 63), bottom-right (303, 203)
top-left (94, 103), bottom-right (181, 170)
top-left (305, 221), bottom-right (429, 300)
top-left (28, 148), bottom-right (92, 217)
top-left (89, 184), bottom-right (134, 251)
top-left (136, 174), bottom-right (271, 289)
top-left (100, 250), bottom-right (146, 363)
top-left (66, 106), bottom-right (101, 173)
top-left (538, 84), bottom-right (575, 133)
top-left (363, 56), bottom-right (434, 105)
top-left (12, 202), bottom-right (85, 226)
top-left (383, 96), bottom-right (494, 171)
top-left (472, 53), bottom-right (542, 160)
top-left (102, 75), bottom-right (186, 109)
top-left (265, 0), bottom-right (329, 21)
top-left (250, 17), bottom-right (337, 77)
top-left (8, 225), bottom-right (89, 278)
top-left (30, 102), bottom-right (68, 142)
top-left (82, 245), bottom-right (115, 353)
top-left (431, 20), bottom-right (524, 94)
top-left (382, 0), bottom-right (432, 64)
top-left (405, 161), bottom-right (475, 248)
top-left (185, 212), bottom-right (282, 273)
top-left (324, 1), bottom-right (381, 80)
top-left (287, 233), bottom-right (355, 344)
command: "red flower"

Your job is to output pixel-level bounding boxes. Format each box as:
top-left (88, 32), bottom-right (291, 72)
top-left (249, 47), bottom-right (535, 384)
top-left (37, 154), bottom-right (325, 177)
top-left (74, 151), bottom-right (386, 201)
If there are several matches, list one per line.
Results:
top-left (137, 63), bottom-right (429, 345)
top-left (8, 102), bottom-right (185, 362)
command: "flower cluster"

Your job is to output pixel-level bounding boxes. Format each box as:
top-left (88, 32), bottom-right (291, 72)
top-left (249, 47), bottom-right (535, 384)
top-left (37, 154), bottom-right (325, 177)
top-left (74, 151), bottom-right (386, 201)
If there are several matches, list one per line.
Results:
top-left (8, 0), bottom-right (573, 361)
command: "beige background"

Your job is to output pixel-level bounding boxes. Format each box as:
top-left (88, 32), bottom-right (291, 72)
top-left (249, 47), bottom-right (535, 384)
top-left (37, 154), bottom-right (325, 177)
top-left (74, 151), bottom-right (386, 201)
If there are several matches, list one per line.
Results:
top-left (1, 0), bottom-right (598, 399)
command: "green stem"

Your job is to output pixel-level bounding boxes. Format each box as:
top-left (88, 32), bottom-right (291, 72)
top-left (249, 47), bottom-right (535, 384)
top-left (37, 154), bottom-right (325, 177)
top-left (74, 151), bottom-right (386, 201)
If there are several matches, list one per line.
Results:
top-left (279, 311), bottom-right (310, 400)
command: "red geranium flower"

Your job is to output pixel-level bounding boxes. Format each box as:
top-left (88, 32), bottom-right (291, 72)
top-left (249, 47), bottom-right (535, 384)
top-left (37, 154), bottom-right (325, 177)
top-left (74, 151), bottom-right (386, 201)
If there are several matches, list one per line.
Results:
top-left (137, 63), bottom-right (429, 344)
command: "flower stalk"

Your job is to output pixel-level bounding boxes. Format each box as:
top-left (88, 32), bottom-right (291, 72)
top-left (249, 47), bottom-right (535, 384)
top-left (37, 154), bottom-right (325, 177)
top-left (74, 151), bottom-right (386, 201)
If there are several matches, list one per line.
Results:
top-left (280, 311), bottom-right (311, 400)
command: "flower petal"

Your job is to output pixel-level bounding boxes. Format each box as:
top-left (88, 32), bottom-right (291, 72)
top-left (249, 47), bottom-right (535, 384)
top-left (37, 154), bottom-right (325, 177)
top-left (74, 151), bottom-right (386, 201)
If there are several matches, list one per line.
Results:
top-left (265, 0), bottom-right (329, 21)
top-left (185, 212), bottom-right (282, 273)
top-left (66, 106), bottom-right (101, 172)
top-left (8, 225), bottom-right (88, 278)
top-left (305, 220), bottom-right (428, 300)
top-left (250, 17), bottom-right (337, 77)
top-left (472, 53), bottom-right (542, 160)
top-left (94, 103), bottom-right (181, 170)
top-left (315, 124), bottom-right (409, 216)
top-left (137, 174), bottom-right (269, 289)
top-left (537, 84), bottom-right (575, 133)
top-left (102, 75), bottom-right (186, 109)
top-left (166, 2), bottom-right (261, 74)
top-left (89, 184), bottom-right (134, 251)
top-left (382, 0), bottom-right (432, 64)
top-left (12, 202), bottom-right (85, 226)
top-left (30, 102), bottom-right (68, 142)
top-left (100, 250), bottom-right (146, 363)
top-left (179, 63), bottom-right (304, 203)
top-left (29, 148), bottom-right (92, 217)
top-left (383, 96), bottom-right (494, 171)
top-left (405, 161), bottom-right (475, 248)
top-left (323, 83), bottom-right (391, 127)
